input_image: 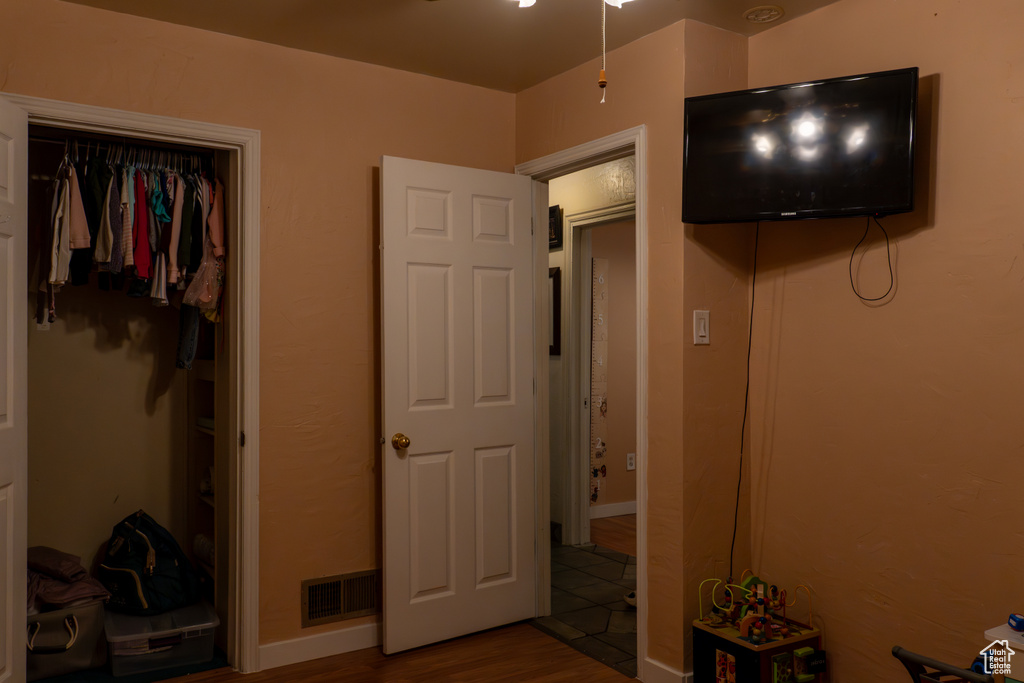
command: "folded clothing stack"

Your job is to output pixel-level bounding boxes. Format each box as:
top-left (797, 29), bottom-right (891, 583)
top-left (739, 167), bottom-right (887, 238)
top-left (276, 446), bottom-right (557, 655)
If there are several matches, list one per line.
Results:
top-left (27, 545), bottom-right (110, 615)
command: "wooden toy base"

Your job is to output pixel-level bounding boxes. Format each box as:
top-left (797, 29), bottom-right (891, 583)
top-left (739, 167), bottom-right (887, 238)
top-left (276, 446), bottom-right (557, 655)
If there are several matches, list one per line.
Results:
top-left (693, 619), bottom-right (822, 683)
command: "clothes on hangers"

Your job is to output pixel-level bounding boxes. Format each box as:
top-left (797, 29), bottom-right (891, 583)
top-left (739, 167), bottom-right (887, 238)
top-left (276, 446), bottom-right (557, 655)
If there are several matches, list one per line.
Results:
top-left (47, 161), bottom-right (78, 287)
top-left (167, 174), bottom-right (185, 285)
top-left (70, 152), bottom-right (113, 286)
top-left (34, 153), bottom-right (87, 324)
top-left (132, 167), bottom-right (152, 280)
top-left (184, 179), bottom-right (225, 312)
top-left (67, 166), bottom-right (89, 251)
top-left (38, 138), bottom-right (226, 337)
top-left (118, 165), bottom-right (134, 271)
top-left (109, 170), bottom-right (125, 274)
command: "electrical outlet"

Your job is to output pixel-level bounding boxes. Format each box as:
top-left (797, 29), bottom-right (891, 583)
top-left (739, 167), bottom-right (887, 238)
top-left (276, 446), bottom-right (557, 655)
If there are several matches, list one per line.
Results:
top-left (626, 452), bottom-right (636, 471)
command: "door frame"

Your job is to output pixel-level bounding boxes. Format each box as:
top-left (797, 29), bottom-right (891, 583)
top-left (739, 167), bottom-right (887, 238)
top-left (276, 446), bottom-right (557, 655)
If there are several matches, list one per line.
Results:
top-left (2, 93), bottom-right (261, 673)
top-left (565, 202), bottom-right (636, 547)
top-left (516, 125), bottom-right (648, 679)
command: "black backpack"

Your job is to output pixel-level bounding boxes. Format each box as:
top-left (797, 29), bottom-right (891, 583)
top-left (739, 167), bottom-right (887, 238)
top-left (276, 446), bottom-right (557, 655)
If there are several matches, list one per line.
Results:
top-left (98, 510), bottom-right (201, 615)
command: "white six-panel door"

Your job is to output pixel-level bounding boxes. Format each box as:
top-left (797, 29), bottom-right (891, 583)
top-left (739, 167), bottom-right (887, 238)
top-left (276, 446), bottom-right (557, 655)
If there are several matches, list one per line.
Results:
top-left (0, 97), bottom-right (28, 683)
top-left (381, 156), bottom-right (536, 654)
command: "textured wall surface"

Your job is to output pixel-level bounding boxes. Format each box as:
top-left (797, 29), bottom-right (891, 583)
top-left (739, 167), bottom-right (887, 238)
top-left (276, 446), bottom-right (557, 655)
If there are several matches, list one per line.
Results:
top-left (748, 0), bottom-right (1024, 679)
top-left (3, 0), bottom-right (515, 644)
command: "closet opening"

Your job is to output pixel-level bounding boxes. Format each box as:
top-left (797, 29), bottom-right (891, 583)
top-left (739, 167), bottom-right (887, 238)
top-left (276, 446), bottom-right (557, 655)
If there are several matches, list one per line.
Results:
top-left (25, 123), bottom-right (239, 681)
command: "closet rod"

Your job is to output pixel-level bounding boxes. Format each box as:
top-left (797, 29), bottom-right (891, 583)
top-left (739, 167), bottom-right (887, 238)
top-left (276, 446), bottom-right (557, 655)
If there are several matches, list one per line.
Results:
top-left (30, 136), bottom-right (214, 155)
top-left (30, 125), bottom-right (218, 157)
top-left (28, 137), bottom-right (67, 146)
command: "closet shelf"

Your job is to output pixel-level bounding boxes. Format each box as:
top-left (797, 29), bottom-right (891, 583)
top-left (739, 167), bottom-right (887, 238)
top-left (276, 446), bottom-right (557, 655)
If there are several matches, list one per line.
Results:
top-left (196, 416), bottom-right (215, 436)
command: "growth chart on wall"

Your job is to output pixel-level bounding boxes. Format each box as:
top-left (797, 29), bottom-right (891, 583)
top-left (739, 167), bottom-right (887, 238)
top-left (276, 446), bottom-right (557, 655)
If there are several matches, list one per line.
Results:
top-left (590, 257), bottom-right (609, 503)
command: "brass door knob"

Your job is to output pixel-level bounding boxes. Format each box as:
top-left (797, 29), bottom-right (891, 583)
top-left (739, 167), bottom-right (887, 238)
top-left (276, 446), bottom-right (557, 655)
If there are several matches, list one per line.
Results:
top-left (391, 433), bottom-right (411, 450)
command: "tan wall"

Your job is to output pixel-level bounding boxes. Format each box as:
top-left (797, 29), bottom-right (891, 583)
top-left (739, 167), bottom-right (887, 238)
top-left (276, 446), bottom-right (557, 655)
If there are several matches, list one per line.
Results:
top-left (679, 22), bottom-right (753, 673)
top-left (2, 0), bottom-right (515, 644)
top-left (590, 219), bottom-right (637, 507)
top-left (747, 0), bottom-right (1024, 679)
top-left (518, 20), bottom-right (748, 668)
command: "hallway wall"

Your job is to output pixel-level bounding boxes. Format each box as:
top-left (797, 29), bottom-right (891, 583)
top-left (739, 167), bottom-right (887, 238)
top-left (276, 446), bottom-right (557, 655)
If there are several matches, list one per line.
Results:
top-left (590, 219), bottom-right (637, 509)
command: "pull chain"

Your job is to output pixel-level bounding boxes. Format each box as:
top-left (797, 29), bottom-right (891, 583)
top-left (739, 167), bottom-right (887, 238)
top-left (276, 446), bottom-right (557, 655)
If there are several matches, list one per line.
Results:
top-left (598, 0), bottom-right (607, 103)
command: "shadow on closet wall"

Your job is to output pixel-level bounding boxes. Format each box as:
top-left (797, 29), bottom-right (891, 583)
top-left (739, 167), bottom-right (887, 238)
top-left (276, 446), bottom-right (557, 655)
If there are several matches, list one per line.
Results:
top-left (50, 285), bottom-right (180, 416)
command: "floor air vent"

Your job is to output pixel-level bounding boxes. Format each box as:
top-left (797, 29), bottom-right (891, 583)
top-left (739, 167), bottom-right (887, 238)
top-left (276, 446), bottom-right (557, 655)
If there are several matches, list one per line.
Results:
top-left (301, 570), bottom-right (379, 627)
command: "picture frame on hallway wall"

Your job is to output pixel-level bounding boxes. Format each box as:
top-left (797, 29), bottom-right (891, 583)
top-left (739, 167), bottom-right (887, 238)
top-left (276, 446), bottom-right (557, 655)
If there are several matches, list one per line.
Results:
top-left (549, 267), bottom-right (561, 356)
top-left (549, 204), bottom-right (563, 250)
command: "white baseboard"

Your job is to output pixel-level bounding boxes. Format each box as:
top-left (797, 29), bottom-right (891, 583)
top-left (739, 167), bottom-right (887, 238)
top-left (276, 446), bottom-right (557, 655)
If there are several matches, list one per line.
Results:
top-left (641, 656), bottom-right (687, 683)
top-left (258, 620), bottom-right (380, 671)
top-left (589, 500), bottom-right (638, 519)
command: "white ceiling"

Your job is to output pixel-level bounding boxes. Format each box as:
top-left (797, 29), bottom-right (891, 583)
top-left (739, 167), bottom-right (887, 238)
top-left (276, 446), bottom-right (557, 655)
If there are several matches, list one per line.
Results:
top-left (65, 0), bottom-right (840, 93)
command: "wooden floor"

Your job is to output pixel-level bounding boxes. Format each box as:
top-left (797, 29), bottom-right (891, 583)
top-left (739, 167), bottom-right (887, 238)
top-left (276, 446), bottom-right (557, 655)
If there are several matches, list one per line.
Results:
top-left (589, 514), bottom-right (636, 557)
top-left (165, 623), bottom-right (632, 683)
top-left (161, 517), bottom-right (638, 683)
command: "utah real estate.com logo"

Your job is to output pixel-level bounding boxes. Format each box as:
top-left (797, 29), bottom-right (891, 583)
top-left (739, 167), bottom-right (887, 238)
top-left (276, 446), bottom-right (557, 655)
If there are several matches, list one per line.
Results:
top-left (980, 639), bottom-right (1016, 676)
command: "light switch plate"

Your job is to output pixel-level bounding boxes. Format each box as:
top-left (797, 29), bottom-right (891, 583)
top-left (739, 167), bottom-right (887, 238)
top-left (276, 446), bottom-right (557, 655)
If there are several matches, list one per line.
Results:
top-left (693, 310), bottom-right (710, 345)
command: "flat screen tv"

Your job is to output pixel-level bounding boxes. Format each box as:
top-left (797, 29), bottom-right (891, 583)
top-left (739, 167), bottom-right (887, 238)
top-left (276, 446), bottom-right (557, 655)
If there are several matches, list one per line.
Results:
top-left (682, 67), bottom-right (918, 224)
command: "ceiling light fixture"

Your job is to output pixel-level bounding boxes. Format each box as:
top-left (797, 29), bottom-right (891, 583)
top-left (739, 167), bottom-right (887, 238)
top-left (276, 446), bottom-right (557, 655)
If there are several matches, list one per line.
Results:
top-left (507, 0), bottom-right (633, 100)
top-left (511, 0), bottom-right (633, 6)
top-left (744, 5), bottom-right (785, 23)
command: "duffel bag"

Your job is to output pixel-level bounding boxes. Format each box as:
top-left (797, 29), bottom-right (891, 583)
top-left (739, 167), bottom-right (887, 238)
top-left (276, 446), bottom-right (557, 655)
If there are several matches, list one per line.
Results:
top-left (98, 510), bottom-right (201, 615)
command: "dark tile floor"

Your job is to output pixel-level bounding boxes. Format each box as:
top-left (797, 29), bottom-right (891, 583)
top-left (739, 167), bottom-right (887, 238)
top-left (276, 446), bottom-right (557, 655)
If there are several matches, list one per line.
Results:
top-left (532, 543), bottom-right (638, 678)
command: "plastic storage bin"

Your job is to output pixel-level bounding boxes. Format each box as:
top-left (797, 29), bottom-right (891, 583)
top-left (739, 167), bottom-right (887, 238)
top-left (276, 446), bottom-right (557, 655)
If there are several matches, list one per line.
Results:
top-left (104, 601), bottom-right (219, 677)
top-left (27, 599), bottom-right (108, 681)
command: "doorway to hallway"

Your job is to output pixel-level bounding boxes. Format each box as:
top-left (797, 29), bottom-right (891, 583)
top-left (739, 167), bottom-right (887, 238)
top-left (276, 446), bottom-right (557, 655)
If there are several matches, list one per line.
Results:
top-left (517, 125), bottom-right (648, 679)
top-left (534, 527), bottom-right (637, 678)
top-left (533, 158), bottom-right (639, 677)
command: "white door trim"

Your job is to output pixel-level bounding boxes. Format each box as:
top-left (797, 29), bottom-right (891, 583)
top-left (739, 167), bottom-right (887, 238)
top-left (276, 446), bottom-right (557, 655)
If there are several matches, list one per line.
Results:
top-left (2, 93), bottom-right (261, 673)
top-left (532, 181), bottom-right (552, 617)
top-left (516, 125), bottom-right (649, 680)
